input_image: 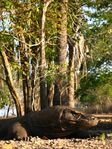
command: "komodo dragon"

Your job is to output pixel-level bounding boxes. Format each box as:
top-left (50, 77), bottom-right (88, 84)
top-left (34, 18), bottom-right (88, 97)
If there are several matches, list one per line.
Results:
top-left (0, 106), bottom-right (98, 140)
top-left (8, 122), bottom-right (28, 140)
top-left (0, 116), bottom-right (27, 140)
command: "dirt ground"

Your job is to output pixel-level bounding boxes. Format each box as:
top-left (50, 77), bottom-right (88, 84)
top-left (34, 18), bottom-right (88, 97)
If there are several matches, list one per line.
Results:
top-left (0, 114), bottom-right (112, 149)
top-left (0, 137), bottom-right (112, 149)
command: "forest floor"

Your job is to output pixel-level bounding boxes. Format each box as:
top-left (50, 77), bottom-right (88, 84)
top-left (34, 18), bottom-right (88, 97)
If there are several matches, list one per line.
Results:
top-left (0, 114), bottom-right (112, 149)
top-left (0, 136), bottom-right (112, 149)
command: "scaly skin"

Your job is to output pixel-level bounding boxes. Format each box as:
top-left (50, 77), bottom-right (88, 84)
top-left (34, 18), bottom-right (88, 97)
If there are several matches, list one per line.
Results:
top-left (0, 106), bottom-right (98, 140)
top-left (8, 122), bottom-right (28, 140)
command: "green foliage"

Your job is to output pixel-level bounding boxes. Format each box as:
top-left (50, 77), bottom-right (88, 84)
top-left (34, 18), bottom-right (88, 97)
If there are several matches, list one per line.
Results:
top-left (0, 0), bottom-right (112, 110)
top-left (0, 32), bottom-right (12, 44)
top-left (5, 1), bottom-right (14, 9)
top-left (76, 0), bottom-right (112, 106)
top-left (77, 70), bottom-right (112, 104)
top-left (0, 88), bottom-right (10, 108)
top-left (45, 63), bottom-right (59, 86)
top-left (83, 0), bottom-right (112, 61)
top-left (46, 47), bottom-right (56, 62)
top-left (97, 132), bottom-right (106, 141)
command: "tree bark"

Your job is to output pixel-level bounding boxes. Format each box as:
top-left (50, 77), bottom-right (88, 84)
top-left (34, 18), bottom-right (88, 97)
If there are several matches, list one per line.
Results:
top-left (0, 49), bottom-right (22, 116)
top-left (68, 38), bottom-right (75, 107)
top-left (54, 0), bottom-right (68, 105)
top-left (47, 82), bottom-right (54, 107)
top-left (40, 0), bottom-right (52, 109)
top-left (19, 31), bottom-right (31, 114)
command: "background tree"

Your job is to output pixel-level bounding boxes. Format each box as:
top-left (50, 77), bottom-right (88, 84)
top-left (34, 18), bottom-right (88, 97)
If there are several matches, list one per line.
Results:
top-left (39, 0), bottom-right (52, 109)
top-left (77, 0), bottom-right (112, 112)
top-left (53, 0), bottom-right (68, 105)
top-left (0, 0), bottom-right (112, 115)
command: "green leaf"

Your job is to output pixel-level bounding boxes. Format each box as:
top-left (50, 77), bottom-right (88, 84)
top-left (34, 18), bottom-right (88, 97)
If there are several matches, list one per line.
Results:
top-left (5, 1), bottom-right (14, 9)
top-left (98, 133), bottom-right (106, 141)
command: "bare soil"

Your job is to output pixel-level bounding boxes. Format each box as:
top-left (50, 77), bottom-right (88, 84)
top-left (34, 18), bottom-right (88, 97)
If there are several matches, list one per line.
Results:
top-left (0, 137), bottom-right (112, 149)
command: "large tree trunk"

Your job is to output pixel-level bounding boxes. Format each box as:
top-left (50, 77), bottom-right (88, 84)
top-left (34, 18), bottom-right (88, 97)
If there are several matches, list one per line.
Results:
top-left (40, 0), bottom-right (52, 109)
top-left (47, 82), bottom-right (54, 107)
top-left (19, 31), bottom-right (32, 114)
top-left (68, 37), bottom-right (75, 107)
top-left (17, 2), bottom-right (41, 113)
top-left (47, 61), bottom-right (54, 107)
top-left (54, 0), bottom-right (68, 105)
top-left (0, 49), bottom-right (22, 116)
top-left (67, 23), bottom-right (89, 108)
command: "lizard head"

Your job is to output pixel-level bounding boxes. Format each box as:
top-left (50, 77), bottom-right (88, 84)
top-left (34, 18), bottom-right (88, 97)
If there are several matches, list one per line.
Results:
top-left (60, 109), bottom-right (98, 130)
top-left (74, 114), bottom-right (98, 128)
